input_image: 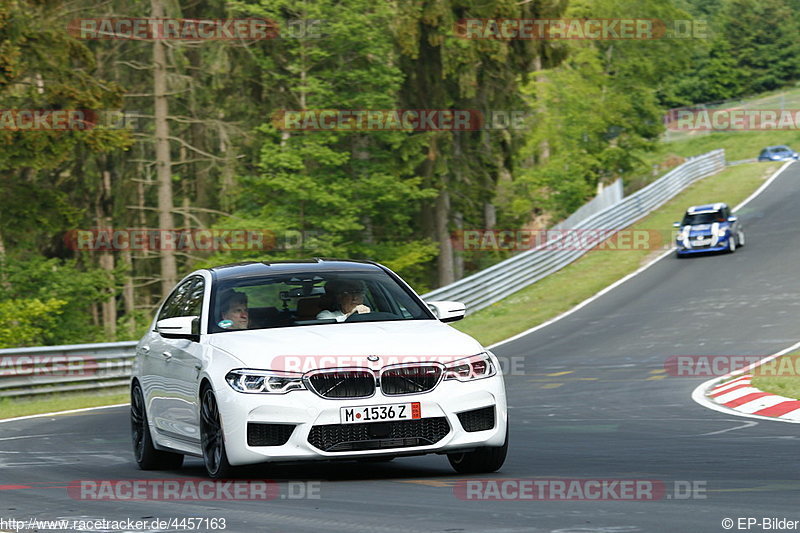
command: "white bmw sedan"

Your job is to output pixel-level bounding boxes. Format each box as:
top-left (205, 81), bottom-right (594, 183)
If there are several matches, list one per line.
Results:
top-left (131, 259), bottom-right (508, 478)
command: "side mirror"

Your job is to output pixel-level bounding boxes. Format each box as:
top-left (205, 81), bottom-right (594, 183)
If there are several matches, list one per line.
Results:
top-left (728, 215), bottom-right (738, 222)
top-left (427, 301), bottom-right (466, 323)
top-left (672, 222), bottom-right (681, 228)
top-left (157, 316), bottom-right (200, 341)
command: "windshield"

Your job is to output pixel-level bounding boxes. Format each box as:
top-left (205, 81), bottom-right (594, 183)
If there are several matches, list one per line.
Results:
top-left (682, 211), bottom-right (726, 225)
top-left (209, 270), bottom-right (433, 332)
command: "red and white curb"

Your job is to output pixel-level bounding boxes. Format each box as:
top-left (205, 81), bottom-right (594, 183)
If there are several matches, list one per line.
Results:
top-left (707, 375), bottom-right (800, 419)
top-left (692, 339), bottom-right (800, 423)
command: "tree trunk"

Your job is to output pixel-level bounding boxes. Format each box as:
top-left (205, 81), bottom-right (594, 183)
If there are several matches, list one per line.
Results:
top-left (534, 55), bottom-right (550, 162)
top-left (435, 186), bottom-right (454, 287)
top-left (98, 170), bottom-right (117, 338)
top-left (453, 210), bottom-right (464, 281)
top-left (121, 248), bottom-right (135, 338)
top-left (152, 0), bottom-right (176, 296)
top-left (0, 229), bottom-right (8, 291)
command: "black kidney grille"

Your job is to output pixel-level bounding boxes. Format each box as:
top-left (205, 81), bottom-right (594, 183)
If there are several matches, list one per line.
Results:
top-left (380, 365), bottom-right (442, 395)
top-left (247, 423), bottom-right (296, 446)
top-left (457, 406), bottom-right (495, 432)
top-left (307, 417), bottom-right (450, 452)
top-left (307, 370), bottom-right (375, 398)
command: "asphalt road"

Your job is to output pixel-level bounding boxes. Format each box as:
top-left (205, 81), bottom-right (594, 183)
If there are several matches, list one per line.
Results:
top-left (3, 163), bottom-right (800, 533)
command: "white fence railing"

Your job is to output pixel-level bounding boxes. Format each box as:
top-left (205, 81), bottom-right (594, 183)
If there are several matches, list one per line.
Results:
top-left (0, 149), bottom-right (726, 397)
top-left (421, 149), bottom-right (725, 312)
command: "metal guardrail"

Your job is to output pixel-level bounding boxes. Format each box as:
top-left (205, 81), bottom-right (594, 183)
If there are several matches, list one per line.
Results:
top-left (0, 149), bottom-right (725, 397)
top-left (0, 341), bottom-right (136, 397)
top-left (421, 149), bottom-right (726, 313)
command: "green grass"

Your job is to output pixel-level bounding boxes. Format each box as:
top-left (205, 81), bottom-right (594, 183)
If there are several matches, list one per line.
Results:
top-left (660, 85), bottom-right (800, 148)
top-left (0, 389), bottom-right (128, 420)
top-left (5, 90), bottom-right (797, 419)
top-left (751, 351), bottom-right (800, 400)
top-left (654, 129), bottom-right (800, 163)
top-left (454, 161), bottom-right (781, 346)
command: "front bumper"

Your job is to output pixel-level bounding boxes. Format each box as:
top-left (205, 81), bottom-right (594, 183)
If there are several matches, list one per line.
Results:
top-left (213, 374), bottom-right (508, 466)
top-left (676, 234), bottom-right (731, 255)
top-left (676, 244), bottom-right (729, 255)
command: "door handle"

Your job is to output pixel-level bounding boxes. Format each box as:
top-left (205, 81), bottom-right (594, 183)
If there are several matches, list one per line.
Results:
top-left (162, 351), bottom-right (173, 360)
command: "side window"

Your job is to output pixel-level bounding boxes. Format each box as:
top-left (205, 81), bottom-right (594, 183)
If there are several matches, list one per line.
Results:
top-left (157, 277), bottom-right (199, 322)
top-left (184, 278), bottom-right (205, 318)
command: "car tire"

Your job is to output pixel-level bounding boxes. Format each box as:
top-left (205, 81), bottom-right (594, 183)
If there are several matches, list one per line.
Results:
top-left (738, 231), bottom-right (745, 247)
top-left (727, 235), bottom-right (736, 253)
top-left (131, 382), bottom-right (184, 470)
top-left (200, 386), bottom-right (236, 479)
top-left (447, 424), bottom-right (508, 474)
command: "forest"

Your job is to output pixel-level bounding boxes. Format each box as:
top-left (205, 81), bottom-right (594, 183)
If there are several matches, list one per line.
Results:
top-left (1, 0), bottom-right (798, 346)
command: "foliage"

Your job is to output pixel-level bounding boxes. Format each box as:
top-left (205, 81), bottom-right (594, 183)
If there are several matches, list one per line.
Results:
top-left (2, 0), bottom-right (800, 346)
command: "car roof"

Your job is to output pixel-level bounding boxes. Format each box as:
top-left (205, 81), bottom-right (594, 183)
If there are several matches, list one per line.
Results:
top-left (767, 145), bottom-right (792, 150)
top-left (686, 203), bottom-right (727, 214)
top-left (207, 258), bottom-right (386, 282)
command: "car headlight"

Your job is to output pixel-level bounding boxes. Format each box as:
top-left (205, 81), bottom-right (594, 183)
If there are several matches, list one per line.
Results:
top-left (225, 369), bottom-right (306, 394)
top-left (444, 352), bottom-right (497, 382)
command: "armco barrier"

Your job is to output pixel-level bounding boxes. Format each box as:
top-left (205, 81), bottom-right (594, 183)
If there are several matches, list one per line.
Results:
top-left (420, 149), bottom-right (725, 312)
top-left (0, 150), bottom-right (725, 397)
top-left (0, 341), bottom-right (136, 397)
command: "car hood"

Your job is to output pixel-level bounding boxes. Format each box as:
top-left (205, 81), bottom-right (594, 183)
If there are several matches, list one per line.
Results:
top-left (207, 319), bottom-right (485, 370)
top-left (680, 222), bottom-right (729, 237)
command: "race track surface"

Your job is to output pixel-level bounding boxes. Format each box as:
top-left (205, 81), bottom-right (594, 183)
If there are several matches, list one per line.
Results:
top-left (3, 164), bottom-right (800, 533)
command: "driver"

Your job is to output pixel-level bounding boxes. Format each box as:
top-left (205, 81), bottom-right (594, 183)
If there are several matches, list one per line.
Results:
top-left (316, 279), bottom-right (371, 322)
top-left (220, 290), bottom-right (249, 329)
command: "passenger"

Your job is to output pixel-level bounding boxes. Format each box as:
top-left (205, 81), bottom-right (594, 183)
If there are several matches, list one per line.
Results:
top-left (316, 280), bottom-right (371, 322)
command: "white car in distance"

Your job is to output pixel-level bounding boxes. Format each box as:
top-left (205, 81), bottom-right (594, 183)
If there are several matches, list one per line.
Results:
top-left (131, 259), bottom-right (508, 478)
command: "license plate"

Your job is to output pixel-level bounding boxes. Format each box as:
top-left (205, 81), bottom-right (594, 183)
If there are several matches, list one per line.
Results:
top-left (340, 402), bottom-right (421, 424)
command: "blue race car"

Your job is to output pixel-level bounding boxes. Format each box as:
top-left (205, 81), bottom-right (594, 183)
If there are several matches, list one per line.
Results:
top-left (758, 145), bottom-right (799, 162)
top-left (674, 203), bottom-right (745, 257)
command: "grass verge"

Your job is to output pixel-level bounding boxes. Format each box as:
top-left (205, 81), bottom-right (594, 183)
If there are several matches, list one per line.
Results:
top-left (0, 388), bottom-right (128, 420)
top-left (0, 162), bottom-right (783, 419)
top-left (750, 351), bottom-right (800, 400)
top-left (454, 161), bottom-right (781, 346)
